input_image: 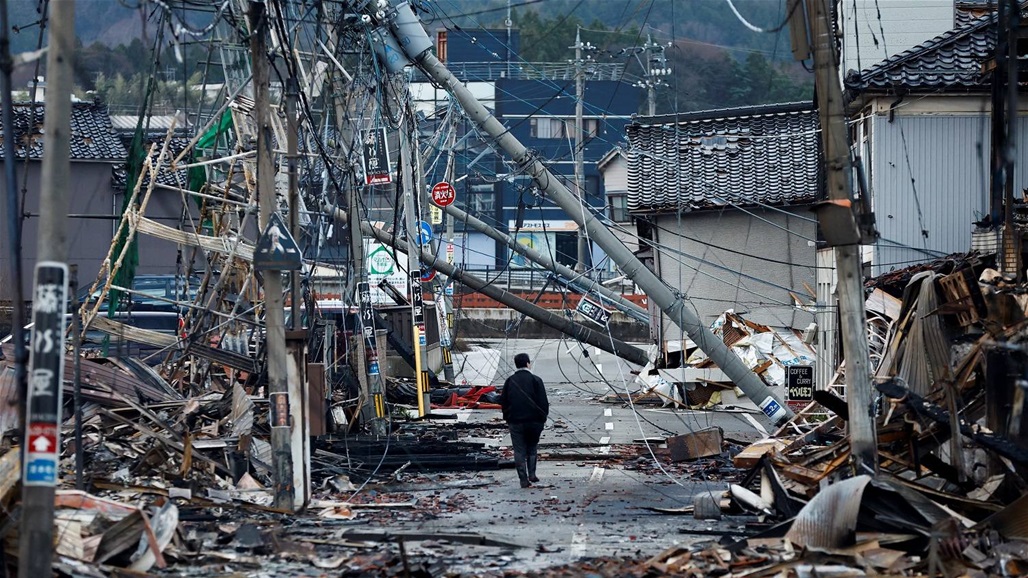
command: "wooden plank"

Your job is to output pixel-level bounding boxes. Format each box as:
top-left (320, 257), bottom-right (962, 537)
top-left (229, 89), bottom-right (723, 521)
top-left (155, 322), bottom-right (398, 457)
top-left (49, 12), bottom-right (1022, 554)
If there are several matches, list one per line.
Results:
top-left (666, 427), bottom-right (723, 462)
top-left (732, 438), bottom-right (787, 469)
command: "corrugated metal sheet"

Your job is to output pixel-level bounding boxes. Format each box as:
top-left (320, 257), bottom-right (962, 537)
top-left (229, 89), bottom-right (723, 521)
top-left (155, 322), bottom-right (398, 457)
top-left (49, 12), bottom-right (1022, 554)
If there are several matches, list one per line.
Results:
top-left (868, 112), bottom-right (1028, 276)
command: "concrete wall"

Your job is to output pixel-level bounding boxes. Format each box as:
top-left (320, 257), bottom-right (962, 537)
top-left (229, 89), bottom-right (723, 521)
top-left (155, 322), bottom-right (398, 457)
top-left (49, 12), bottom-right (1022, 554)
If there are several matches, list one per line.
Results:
top-left (651, 206), bottom-right (817, 346)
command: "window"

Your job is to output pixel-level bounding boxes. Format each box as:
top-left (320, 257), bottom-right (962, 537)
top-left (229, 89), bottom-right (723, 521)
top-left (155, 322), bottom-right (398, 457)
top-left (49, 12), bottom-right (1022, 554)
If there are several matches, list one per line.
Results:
top-left (530, 118), bottom-right (566, 139)
top-left (468, 183), bottom-right (496, 218)
top-left (436, 31), bottom-right (447, 62)
top-left (529, 117), bottom-right (598, 139)
top-left (608, 194), bottom-right (629, 222)
top-left (583, 118), bottom-right (599, 137)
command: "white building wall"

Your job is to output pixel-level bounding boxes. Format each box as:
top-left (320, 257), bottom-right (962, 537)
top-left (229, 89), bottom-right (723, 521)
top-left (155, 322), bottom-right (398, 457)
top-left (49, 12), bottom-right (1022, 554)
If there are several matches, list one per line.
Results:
top-left (866, 97), bottom-right (1028, 275)
top-left (651, 206), bottom-right (817, 348)
top-left (840, 0), bottom-right (953, 76)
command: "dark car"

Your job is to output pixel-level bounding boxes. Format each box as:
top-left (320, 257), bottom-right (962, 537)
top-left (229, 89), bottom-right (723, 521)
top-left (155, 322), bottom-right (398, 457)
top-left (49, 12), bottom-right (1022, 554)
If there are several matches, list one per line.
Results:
top-left (79, 274), bottom-right (202, 313)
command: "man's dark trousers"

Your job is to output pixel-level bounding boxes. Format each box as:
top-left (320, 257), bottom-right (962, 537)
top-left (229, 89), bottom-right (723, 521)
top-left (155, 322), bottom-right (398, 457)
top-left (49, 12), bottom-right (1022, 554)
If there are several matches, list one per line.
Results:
top-left (510, 422), bottom-right (544, 487)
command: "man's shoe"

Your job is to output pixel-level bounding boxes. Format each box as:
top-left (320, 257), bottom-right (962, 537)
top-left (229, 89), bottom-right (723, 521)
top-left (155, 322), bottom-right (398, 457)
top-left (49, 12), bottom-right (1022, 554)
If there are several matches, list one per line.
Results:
top-left (520, 479), bottom-right (531, 488)
top-left (529, 475), bottom-right (540, 483)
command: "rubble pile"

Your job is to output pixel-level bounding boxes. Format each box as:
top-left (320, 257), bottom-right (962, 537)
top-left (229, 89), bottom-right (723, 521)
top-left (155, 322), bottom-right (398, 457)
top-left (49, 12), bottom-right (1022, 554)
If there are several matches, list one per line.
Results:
top-left (647, 252), bottom-right (1028, 577)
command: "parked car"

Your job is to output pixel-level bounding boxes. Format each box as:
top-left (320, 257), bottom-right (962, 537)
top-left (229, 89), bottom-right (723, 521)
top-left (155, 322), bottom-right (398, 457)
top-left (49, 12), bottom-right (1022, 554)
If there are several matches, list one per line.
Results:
top-left (78, 274), bottom-right (202, 313)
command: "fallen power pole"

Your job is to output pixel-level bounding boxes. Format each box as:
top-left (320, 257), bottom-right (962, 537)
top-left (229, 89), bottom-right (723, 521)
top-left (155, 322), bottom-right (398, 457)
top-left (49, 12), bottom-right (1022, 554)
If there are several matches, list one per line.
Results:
top-left (322, 202), bottom-right (649, 364)
top-left (363, 221), bottom-right (651, 366)
top-left (380, 2), bottom-right (792, 424)
top-left (442, 202), bottom-right (648, 322)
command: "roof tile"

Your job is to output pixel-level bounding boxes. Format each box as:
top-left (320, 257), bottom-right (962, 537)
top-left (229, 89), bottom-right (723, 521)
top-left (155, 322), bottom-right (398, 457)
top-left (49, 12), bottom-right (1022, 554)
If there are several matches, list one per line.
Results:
top-left (626, 103), bottom-right (822, 213)
top-left (0, 102), bottom-right (127, 161)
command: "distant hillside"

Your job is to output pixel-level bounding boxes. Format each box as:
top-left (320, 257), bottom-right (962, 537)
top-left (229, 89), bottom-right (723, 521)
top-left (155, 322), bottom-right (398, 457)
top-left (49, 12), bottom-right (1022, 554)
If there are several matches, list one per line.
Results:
top-left (435, 0), bottom-right (797, 60)
top-left (3, 0), bottom-right (811, 114)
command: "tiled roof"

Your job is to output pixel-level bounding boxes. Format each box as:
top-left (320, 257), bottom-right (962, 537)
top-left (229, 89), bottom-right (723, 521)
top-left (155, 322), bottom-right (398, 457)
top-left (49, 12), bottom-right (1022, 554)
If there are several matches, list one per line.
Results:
top-left (847, 12), bottom-right (996, 93)
top-left (0, 102), bottom-right (127, 161)
top-left (112, 136), bottom-right (194, 190)
top-left (625, 103), bottom-right (822, 213)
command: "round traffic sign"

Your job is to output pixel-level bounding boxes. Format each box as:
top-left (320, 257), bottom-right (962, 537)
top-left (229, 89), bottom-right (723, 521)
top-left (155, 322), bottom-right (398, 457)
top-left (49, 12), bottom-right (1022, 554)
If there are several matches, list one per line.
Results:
top-left (421, 268), bottom-right (436, 282)
top-left (431, 182), bottom-right (456, 207)
top-left (416, 220), bottom-right (433, 245)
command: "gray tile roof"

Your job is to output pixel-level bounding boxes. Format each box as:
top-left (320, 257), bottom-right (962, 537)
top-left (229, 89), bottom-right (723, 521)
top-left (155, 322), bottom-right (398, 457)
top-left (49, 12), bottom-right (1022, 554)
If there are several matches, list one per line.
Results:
top-left (625, 103), bottom-right (822, 213)
top-left (0, 101), bottom-right (127, 161)
top-left (112, 136), bottom-right (194, 190)
top-left (846, 11), bottom-right (996, 93)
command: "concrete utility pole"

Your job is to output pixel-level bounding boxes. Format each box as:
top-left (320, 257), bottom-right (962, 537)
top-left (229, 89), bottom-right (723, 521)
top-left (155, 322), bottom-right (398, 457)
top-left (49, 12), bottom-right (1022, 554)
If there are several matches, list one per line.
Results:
top-left (385, 3), bottom-right (792, 425)
top-left (19, 1), bottom-right (74, 575)
top-left (283, 76), bottom-right (310, 508)
top-left (802, 0), bottom-right (878, 473)
top-left (250, 1), bottom-right (295, 511)
top-left (441, 202), bottom-right (648, 322)
top-left (438, 119), bottom-right (458, 383)
top-left (636, 35), bottom-right (671, 116)
top-left (398, 101), bottom-right (432, 417)
top-left (0, 0), bottom-right (27, 457)
top-left (571, 27), bottom-right (592, 273)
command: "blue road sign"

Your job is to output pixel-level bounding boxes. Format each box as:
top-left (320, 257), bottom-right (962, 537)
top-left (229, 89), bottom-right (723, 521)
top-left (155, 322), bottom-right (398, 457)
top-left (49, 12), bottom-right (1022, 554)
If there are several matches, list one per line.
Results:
top-left (416, 221), bottom-right (433, 245)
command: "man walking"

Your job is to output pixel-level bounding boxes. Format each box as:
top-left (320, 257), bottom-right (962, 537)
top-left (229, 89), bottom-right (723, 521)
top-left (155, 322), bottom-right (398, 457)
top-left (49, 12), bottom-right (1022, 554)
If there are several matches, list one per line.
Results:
top-left (500, 353), bottom-right (549, 488)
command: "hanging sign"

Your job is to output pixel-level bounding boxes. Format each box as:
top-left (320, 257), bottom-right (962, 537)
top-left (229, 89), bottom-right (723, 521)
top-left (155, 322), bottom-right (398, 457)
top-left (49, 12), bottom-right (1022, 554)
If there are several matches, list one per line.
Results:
top-left (411, 273), bottom-right (427, 346)
top-left (357, 282), bottom-right (380, 376)
top-left (429, 204), bottom-right (443, 225)
top-left (362, 127), bottom-right (391, 185)
top-left (254, 212), bottom-right (302, 271)
top-left (431, 181), bottom-right (456, 207)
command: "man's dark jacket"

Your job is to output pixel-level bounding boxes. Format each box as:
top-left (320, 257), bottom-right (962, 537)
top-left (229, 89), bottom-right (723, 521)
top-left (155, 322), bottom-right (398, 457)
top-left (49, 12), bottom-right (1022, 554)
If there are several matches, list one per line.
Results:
top-left (501, 368), bottom-right (548, 424)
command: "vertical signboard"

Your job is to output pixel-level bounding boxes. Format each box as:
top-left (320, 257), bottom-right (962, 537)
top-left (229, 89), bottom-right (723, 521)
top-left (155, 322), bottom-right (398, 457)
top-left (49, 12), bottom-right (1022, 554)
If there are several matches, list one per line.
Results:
top-left (24, 262), bottom-right (68, 486)
top-left (410, 273), bottom-right (426, 347)
top-left (576, 297), bottom-right (613, 326)
top-left (786, 365), bottom-right (815, 411)
top-left (356, 282), bottom-right (379, 377)
top-left (362, 127), bottom-right (391, 185)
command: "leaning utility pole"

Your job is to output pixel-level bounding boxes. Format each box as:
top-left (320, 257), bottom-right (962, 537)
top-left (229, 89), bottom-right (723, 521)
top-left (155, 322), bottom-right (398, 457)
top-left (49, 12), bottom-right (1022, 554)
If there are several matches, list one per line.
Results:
top-left (383, 2), bottom-right (792, 424)
top-left (250, 1), bottom-right (295, 511)
top-left (441, 202), bottom-right (648, 322)
top-left (364, 221), bottom-right (651, 365)
top-left (799, 0), bottom-right (878, 473)
top-left (20, 2), bottom-right (74, 575)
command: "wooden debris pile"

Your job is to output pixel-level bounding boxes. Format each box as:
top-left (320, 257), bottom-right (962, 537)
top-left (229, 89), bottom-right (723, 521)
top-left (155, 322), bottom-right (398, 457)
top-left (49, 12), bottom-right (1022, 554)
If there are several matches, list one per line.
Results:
top-left (667, 252), bottom-right (1028, 576)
